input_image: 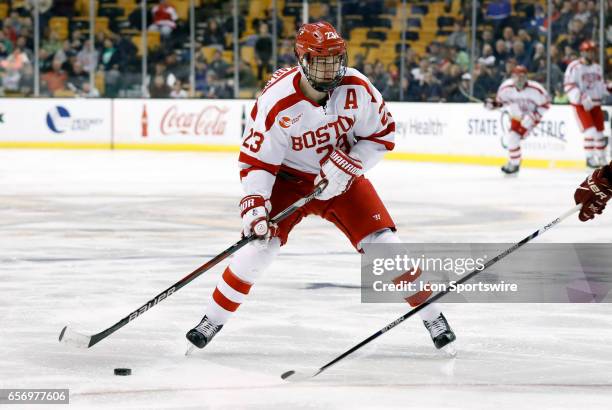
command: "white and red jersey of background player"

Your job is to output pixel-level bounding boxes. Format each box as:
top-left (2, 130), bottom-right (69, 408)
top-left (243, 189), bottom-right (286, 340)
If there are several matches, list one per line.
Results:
top-left (238, 66), bottom-right (395, 196)
top-left (495, 78), bottom-right (550, 121)
top-left (563, 59), bottom-right (608, 106)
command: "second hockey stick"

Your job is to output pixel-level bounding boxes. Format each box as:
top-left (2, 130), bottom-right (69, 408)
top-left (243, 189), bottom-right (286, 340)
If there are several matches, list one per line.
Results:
top-left (59, 180), bottom-right (327, 349)
top-left (282, 203), bottom-right (582, 382)
top-left (458, 86), bottom-right (483, 103)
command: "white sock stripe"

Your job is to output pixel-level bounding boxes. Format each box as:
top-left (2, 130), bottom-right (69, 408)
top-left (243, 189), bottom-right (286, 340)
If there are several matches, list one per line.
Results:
top-left (394, 287), bottom-right (430, 300)
top-left (418, 303), bottom-right (442, 322)
top-left (206, 299), bottom-right (233, 324)
top-left (594, 140), bottom-right (606, 148)
top-left (216, 279), bottom-right (247, 305)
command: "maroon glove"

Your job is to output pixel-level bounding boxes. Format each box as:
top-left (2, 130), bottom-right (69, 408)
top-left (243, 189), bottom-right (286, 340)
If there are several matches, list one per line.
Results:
top-left (484, 98), bottom-right (502, 110)
top-left (574, 162), bottom-right (612, 222)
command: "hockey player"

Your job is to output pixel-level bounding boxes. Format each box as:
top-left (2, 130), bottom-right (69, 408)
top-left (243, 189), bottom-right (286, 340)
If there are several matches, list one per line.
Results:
top-left (485, 65), bottom-right (550, 175)
top-left (574, 160), bottom-right (612, 221)
top-left (564, 40), bottom-right (611, 168)
top-left (186, 22), bottom-right (456, 352)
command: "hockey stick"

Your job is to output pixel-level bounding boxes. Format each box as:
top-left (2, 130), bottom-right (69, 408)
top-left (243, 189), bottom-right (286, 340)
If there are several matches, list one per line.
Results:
top-left (59, 180), bottom-right (328, 349)
top-left (458, 86), bottom-right (483, 103)
top-left (281, 203), bottom-right (582, 382)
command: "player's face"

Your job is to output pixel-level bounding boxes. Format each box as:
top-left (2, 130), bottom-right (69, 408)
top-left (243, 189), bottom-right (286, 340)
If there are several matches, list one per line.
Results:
top-left (581, 50), bottom-right (594, 63)
top-left (309, 55), bottom-right (342, 83)
top-left (513, 73), bottom-right (527, 89)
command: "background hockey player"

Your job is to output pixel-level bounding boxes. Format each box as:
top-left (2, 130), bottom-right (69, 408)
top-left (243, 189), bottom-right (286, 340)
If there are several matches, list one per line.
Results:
top-left (485, 65), bottom-right (550, 175)
top-left (564, 40), bottom-right (611, 169)
top-left (186, 21), bottom-right (456, 353)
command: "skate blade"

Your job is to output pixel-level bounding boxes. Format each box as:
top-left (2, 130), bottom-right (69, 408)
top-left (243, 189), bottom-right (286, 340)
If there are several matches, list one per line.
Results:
top-left (439, 343), bottom-right (457, 358)
top-left (440, 354), bottom-right (456, 376)
top-left (185, 344), bottom-right (196, 357)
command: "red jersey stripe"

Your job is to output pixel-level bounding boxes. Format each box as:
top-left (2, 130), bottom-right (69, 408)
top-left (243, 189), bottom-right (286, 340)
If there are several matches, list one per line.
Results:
top-left (259, 66), bottom-right (299, 98)
top-left (526, 84), bottom-right (546, 95)
top-left (264, 92), bottom-right (304, 131)
top-left (355, 122), bottom-right (396, 150)
top-left (239, 152), bottom-right (281, 176)
top-left (292, 72), bottom-right (322, 107)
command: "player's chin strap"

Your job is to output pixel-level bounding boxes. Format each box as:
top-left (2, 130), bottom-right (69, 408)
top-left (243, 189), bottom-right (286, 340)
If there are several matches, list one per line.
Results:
top-left (59, 179), bottom-right (328, 349)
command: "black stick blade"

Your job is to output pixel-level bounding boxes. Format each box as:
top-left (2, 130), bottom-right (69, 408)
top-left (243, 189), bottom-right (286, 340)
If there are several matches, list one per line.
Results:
top-left (280, 369), bottom-right (321, 382)
top-left (280, 370), bottom-right (295, 380)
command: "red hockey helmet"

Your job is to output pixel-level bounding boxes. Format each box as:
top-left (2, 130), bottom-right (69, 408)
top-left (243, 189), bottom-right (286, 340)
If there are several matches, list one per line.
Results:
top-left (579, 40), bottom-right (596, 64)
top-left (579, 40), bottom-right (596, 52)
top-left (294, 21), bottom-right (347, 92)
top-left (511, 65), bottom-right (528, 89)
top-left (511, 65), bottom-right (528, 75)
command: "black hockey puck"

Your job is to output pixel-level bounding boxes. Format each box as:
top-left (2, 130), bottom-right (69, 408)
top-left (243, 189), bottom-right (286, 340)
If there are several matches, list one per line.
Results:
top-left (281, 370), bottom-right (295, 380)
top-left (114, 368), bottom-right (131, 376)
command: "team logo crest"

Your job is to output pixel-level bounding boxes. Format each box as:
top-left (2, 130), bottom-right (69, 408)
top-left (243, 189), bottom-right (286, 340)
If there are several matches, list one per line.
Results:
top-left (279, 114), bottom-right (302, 128)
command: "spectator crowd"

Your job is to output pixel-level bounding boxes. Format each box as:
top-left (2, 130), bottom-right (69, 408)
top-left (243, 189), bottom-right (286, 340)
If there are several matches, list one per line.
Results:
top-left (0, 0), bottom-right (610, 102)
top-left (369, 0), bottom-right (610, 103)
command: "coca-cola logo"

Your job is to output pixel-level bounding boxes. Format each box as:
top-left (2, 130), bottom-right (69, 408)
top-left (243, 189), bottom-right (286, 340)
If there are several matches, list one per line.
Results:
top-left (160, 105), bottom-right (229, 136)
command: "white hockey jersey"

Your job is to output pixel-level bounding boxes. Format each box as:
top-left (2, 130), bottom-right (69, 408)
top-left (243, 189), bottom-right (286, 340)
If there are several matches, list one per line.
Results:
top-left (563, 59), bottom-right (608, 106)
top-left (495, 79), bottom-right (550, 121)
top-left (238, 66), bottom-right (395, 196)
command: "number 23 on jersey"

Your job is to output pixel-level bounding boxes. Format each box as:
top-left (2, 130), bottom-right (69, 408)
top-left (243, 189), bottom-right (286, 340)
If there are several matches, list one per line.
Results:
top-left (242, 128), bottom-right (265, 153)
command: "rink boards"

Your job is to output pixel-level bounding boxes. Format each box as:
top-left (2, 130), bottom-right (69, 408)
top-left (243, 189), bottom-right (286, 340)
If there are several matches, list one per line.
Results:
top-left (0, 98), bottom-right (610, 169)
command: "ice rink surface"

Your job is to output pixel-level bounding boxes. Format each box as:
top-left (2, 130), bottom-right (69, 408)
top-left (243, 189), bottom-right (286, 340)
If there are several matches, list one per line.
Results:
top-left (1, 150), bottom-right (611, 409)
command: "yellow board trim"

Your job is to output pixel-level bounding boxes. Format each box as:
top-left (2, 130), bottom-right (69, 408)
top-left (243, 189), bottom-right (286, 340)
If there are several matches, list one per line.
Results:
top-left (0, 141), bottom-right (585, 169)
top-left (384, 152), bottom-right (585, 170)
top-left (0, 141), bottom-right (112, 150)
top-left (113, 143), bottom-right (241, 152)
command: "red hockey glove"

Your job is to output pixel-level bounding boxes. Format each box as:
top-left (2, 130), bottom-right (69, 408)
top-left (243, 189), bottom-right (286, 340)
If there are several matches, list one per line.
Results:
top-left (574, 162), bottom-right (612, 222)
